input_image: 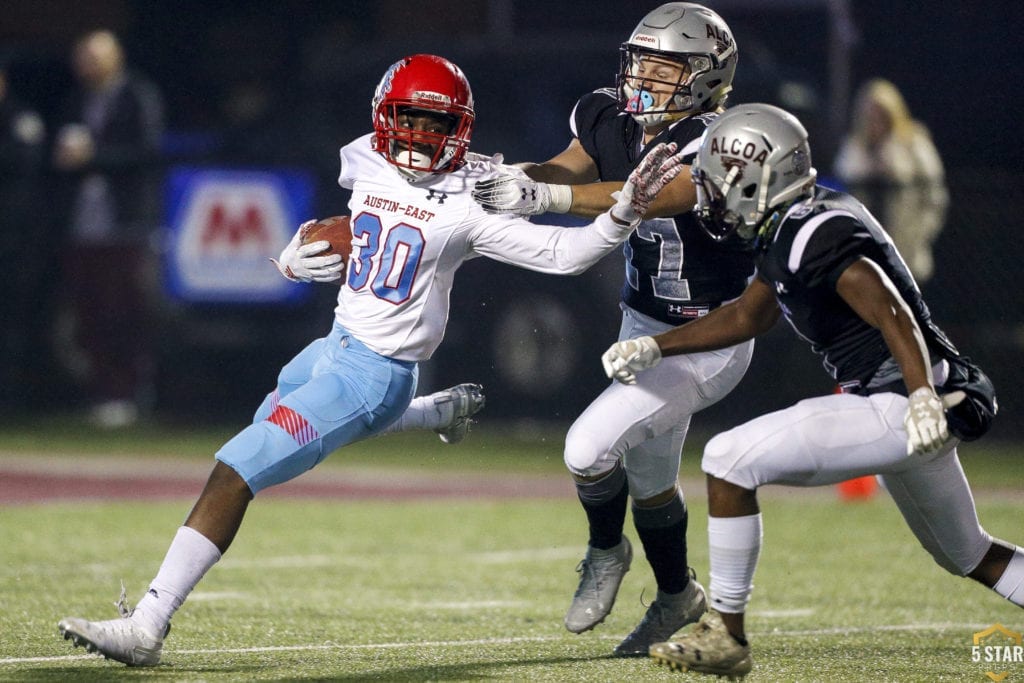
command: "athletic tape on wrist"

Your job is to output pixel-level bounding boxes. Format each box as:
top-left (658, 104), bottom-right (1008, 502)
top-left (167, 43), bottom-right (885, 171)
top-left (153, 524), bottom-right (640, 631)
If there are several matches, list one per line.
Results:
top-left (547, 184), bottom-right (572, 213)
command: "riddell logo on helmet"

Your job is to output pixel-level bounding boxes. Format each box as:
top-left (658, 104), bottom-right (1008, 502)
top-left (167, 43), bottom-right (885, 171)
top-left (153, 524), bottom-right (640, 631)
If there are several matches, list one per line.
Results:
top-left (632, 33), bottom-right (658, 47)
top-left (413, 91), bottom-right (452, 106)
top-left (709, 137), bottom-right (768, 166)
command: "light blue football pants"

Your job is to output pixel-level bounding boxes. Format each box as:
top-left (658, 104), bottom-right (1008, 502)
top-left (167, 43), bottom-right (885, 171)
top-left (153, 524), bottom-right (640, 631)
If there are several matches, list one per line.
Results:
top-left (216, 321), bottom-right (417, 494)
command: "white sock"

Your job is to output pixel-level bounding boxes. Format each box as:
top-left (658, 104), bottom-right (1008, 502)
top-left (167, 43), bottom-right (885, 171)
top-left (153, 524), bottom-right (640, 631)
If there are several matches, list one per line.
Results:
top-left (131, 526), bottom-right (222, 635)
top-left (993, 545), bottom-right (1024, 606)
top-left (379, 393), bottom-right (449, 434)
top-left (708, 514), bottom-right (763, 614)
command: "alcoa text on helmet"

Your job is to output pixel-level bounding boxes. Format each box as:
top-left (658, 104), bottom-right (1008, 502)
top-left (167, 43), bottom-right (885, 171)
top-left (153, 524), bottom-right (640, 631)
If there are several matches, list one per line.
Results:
top-left (692, 103), bottom-right (817, 242)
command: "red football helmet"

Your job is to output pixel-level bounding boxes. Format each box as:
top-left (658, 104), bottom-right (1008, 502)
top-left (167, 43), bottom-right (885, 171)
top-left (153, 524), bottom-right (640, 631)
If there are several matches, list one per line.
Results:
top-left (371, 54), bottom-right (475, 180)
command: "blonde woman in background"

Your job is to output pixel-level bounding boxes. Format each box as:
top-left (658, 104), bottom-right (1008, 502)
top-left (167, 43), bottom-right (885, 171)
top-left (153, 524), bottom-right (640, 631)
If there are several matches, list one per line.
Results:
top-left (834, 78), bottom-right (949, 283)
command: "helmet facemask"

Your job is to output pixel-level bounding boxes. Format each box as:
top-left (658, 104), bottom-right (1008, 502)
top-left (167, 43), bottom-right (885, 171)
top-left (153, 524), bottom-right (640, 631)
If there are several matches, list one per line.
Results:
top-left (376, 105), bottom-right (469, 181)
top-left (618, 47), bottom-right (723, 126)
top-left (692, 165), bottom-right (756, 241)
top-left (616, 3), bottom-right (738, 128)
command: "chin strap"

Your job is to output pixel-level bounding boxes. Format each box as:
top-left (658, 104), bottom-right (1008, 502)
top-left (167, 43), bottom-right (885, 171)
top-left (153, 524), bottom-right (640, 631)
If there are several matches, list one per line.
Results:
top-left (753, 205), bottom-right (787, 250)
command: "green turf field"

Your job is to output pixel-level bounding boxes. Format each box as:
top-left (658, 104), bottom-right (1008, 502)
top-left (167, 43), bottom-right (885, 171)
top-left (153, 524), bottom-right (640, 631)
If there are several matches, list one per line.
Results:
top-left (1, 423), bottom-right (1022, 681)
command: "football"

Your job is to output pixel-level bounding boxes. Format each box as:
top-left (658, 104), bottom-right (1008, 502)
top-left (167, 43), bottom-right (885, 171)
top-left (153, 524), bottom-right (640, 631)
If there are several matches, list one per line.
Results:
top-left (299, 215), bottom-right (353, 264)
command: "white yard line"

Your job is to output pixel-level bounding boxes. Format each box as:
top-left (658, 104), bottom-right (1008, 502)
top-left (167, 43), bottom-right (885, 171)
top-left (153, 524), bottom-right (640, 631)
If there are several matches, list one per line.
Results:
top-left (1, 622), bottom-right (995, 666)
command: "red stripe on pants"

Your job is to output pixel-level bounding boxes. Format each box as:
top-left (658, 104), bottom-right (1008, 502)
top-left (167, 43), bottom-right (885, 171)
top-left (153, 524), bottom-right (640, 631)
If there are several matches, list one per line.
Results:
top-left (266, 405), bottom-right (319, 446)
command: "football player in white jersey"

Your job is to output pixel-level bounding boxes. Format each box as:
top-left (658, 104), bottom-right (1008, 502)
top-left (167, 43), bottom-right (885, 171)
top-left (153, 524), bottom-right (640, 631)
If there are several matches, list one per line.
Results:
top-left (602, 104), bottom-right (1022, 678)
top-left (56, 54), bottom-right (689, 667)
top-left (472, 3), bottom-right (749, 656)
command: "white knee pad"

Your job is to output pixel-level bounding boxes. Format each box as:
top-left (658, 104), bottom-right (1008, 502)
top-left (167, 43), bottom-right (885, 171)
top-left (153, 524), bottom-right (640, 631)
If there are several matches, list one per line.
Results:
top-left (564, 422), bottom-right (619, 477)
top-left (702, 429), bottom-right (754, 489)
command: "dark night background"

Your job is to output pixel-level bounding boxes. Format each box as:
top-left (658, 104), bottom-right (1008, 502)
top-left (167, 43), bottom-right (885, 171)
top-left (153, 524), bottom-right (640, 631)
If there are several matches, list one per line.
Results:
top-left (2, 1), bottom-right (1022, 434)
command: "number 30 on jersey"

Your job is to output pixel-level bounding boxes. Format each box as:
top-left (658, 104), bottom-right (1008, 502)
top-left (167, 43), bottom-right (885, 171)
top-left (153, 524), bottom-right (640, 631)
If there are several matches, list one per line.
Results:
top-left (348, 213), bottom-right (425, 304)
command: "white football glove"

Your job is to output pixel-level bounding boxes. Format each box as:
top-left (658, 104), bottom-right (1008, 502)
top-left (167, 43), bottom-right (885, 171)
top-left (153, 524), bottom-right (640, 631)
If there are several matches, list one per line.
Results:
top-left (610, 142), bottom-right (684, 225)
top-left (904, 387), bottom-right (956, 455)
top-left (270, 220), bottom-right (345, 283)
top-left (472, 170), bottom-right (572, 216)
top-left (601, 336), bottom-right (662, 385)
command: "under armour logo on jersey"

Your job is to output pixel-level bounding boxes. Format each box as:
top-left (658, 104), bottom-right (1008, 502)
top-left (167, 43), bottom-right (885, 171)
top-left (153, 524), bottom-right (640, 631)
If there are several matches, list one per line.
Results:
top-left (426, 189), bottom-right (448, 204)
top-left (667, 304), bottom-right (711, 319)
top-left (775, 281), bottom-right (788, 295)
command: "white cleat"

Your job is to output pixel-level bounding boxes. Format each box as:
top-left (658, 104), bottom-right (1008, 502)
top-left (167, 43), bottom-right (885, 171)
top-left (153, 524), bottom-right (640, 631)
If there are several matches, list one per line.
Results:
top-left (433, 383), bottom-right (485, 444)
top-left (564, 536), bottom-right (633, 633)
top-left (58, 588), bottom-right (167, 666)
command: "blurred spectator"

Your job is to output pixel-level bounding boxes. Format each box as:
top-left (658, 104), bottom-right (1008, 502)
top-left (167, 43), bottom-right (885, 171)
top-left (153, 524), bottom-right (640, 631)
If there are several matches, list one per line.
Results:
top-left (51, 30), bottom-right (165, 427)
top-left (0, 56), bottom-right (47, 408)
top-left (834, 78), bottom-right (948, 283)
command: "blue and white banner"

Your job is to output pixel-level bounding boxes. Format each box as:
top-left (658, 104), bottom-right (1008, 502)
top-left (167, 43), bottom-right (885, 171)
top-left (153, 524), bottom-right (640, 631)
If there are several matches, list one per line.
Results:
top-left (164, 167), bottom-right (314, 303)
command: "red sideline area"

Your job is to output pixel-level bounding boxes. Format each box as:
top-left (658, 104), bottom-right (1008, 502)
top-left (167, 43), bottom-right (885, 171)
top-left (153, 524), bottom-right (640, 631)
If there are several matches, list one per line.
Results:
top-left (0, 453), bottom-right (574, 505)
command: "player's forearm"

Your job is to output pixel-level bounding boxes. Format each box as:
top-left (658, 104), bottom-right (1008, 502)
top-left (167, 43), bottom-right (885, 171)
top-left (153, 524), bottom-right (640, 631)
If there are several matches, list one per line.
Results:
top-left (521, 159), bottom-right (598, 186)
top-left (653, 303), bottom-right (761, 356)
top-left (878, 308), bottom-right (935, 394)
top-left (517, 163), bottom-right (610, 217)
top-left (548, 211), bottom-right (634, 273)
top-left (561, 181), bottom-right (621, 219)
top-left (564, 173), bottom-right (693, 220)
top-left (517, 162), bottom-right (571, 185)
top-left (653, 280), bottom-right (779, 356)
top-left (477, 212), bottom-right (631, 276)
top-left (837, 258), bottom-right (934, 393)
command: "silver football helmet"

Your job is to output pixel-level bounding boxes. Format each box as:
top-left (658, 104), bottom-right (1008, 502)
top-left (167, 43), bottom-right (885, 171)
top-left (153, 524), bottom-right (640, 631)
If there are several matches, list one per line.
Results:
top-left (618, 3), bottom-right (738, 127)
top-left (692, 103), bottom-right (817, 242)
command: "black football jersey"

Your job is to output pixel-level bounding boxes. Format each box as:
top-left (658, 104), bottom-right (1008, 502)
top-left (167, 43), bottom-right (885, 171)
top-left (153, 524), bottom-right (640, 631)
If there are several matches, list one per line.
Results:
top-left (758, 186), bottom-right (962, 389)
top-left (572, 89), bottom-right (755, 324)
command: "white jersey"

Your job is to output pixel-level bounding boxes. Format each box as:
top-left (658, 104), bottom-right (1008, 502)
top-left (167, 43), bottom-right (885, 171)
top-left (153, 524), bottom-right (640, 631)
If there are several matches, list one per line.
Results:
top-left (335, 134), bottom-right (631, 361)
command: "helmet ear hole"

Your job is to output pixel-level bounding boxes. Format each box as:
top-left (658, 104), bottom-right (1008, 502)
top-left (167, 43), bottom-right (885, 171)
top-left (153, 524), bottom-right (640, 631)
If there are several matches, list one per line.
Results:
top-left (742, 183), bottom-right (757, 198)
